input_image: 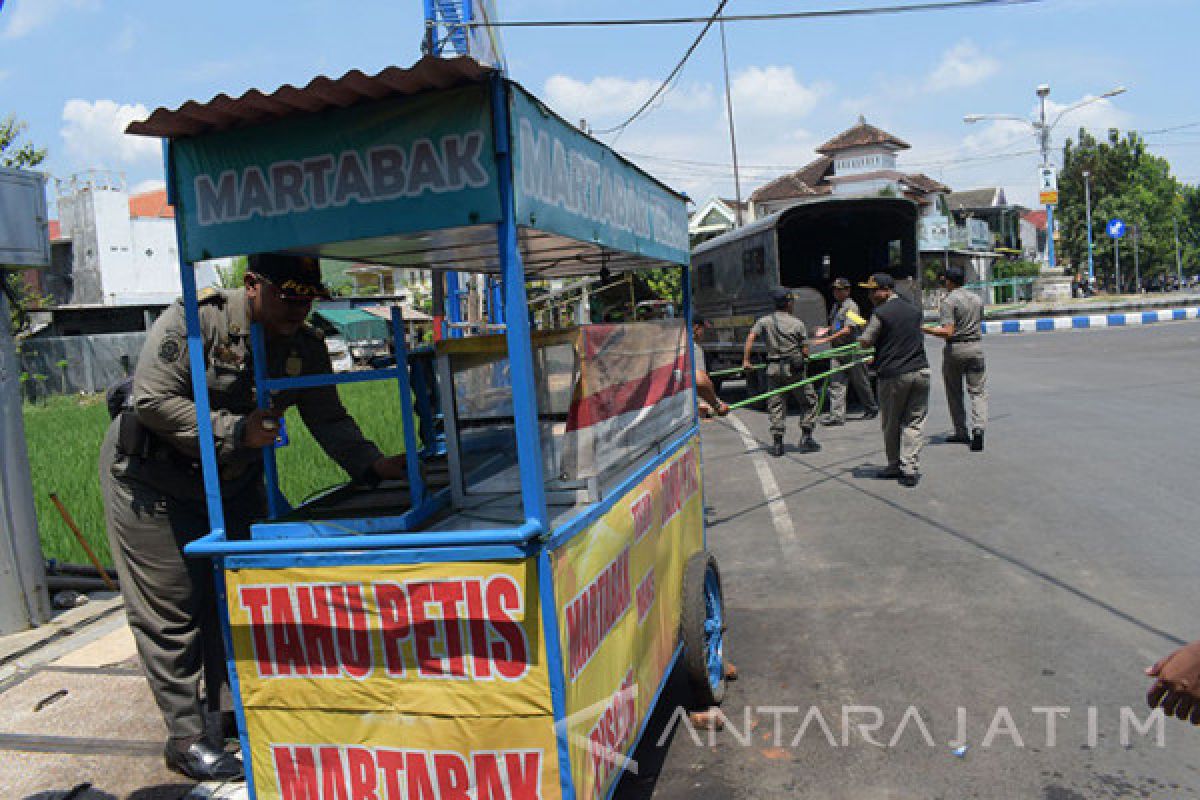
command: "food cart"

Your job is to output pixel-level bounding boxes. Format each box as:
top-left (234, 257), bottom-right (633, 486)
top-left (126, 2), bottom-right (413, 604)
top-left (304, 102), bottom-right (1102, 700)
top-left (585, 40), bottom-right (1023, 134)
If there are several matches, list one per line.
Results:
top-left (129, 55), bottom-right (727, 799)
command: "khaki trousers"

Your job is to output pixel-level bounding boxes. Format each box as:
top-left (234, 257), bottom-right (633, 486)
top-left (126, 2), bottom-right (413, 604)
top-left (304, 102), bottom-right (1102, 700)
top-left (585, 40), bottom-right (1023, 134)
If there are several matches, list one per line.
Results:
top-left (827, 357), bottom-right (878, 422)
top-left (877, 368), bottom-right (931, 476)
top-left (943, 341), bottom-right (987, 436)
top-left (767, 360), bottom-right (819, 436)
top-left (99, 423), bottom-right (263, 740)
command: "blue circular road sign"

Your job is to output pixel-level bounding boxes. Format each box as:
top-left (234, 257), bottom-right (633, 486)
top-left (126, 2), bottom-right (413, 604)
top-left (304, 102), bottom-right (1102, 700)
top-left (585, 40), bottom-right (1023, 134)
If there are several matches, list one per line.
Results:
top-left (1107, 219), bottom-right (1126, 239)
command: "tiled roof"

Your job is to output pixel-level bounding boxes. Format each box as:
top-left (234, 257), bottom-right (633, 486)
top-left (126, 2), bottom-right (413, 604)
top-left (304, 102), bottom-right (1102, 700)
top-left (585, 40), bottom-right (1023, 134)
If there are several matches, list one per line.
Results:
top-left (128, 189), bottom-right (174, 218)
top-left (902, 173), bottom-right (951, 194)
top-left (749, 156), bottom-right (834, 203)
top-left (946, 188), bottom-right (1001, 210)
top-left (817, 116), bottom-right (910, 154)
top-left (126, 56), bottom-right (495, 139)
top-left (1022, 210), bottom-right (1047, 230)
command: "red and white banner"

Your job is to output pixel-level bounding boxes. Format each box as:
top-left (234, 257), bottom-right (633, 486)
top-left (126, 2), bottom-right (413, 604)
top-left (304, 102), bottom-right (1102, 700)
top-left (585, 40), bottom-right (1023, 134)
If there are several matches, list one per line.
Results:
top-left (561, 320), bottom-right (694, 479)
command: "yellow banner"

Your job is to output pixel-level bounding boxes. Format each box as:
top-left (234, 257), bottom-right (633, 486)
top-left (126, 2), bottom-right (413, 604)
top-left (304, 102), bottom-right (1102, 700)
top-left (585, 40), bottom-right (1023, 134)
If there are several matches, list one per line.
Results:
top-left (249, 709), bottom-right (560, 800)
top-left (552, 436), bottom-right (704, 799)
top-left (225, 560), bottom-right (551, 718)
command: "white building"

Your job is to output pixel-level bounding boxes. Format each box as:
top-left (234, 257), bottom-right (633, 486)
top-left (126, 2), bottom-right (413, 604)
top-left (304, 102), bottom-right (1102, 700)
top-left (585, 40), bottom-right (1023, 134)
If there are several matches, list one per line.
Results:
top-left (48, 171), bottom-right (223, 306)
top-left (749, 117), bottom-right (949, 219)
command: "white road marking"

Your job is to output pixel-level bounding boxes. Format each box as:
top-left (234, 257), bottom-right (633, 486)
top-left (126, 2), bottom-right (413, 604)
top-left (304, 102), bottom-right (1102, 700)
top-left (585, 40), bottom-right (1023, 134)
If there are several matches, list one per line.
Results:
top-left (724, 412), bottom-right (807, 564)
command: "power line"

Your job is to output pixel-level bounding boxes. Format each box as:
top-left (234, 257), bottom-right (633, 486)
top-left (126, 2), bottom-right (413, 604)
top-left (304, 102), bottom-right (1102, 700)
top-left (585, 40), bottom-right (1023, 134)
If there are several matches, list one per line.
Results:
top-left (591, 0), bottom-right (728, 136)
top-left (465, 0), bottom-right (1044, 28)
top-left (1143, 122), bottom-right (1200, 135)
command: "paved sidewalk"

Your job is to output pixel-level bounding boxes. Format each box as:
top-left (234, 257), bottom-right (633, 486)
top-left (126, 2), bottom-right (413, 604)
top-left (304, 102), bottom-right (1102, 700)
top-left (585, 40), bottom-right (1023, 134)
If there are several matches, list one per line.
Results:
top-left (0, 599), bottom-right (244, 799)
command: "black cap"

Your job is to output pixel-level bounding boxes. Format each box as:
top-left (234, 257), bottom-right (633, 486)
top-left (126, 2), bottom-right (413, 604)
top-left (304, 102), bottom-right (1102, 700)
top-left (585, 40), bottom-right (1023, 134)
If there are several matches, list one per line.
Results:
top-left (248, 253), bottom-right (330, 300)
top-left (942, 266), bottom-right (965, 285)
top-left (771, 287), bottom-right (793, 306)
top-left (858, 272), bottom-right (895, 290)
top-left (831, 277), bottom-right (851, 289)
top-left (693, 315), bottom-right (709, 326)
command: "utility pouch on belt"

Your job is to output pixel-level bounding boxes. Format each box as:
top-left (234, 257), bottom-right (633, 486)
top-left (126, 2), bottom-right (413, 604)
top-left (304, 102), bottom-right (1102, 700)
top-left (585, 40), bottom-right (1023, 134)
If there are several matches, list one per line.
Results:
top-left (116, 410), bottom-right (150, 459)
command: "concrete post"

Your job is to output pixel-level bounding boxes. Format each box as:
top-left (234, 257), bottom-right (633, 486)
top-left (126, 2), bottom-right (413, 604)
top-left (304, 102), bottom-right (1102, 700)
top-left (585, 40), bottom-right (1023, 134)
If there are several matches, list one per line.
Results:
top-left (0, 291), bottom-right (52, 633)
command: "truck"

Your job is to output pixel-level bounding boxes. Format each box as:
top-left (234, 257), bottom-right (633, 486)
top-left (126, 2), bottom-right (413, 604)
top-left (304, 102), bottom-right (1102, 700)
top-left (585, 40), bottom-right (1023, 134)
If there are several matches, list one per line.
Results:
top-left (691, 196), bottom-right (921, 395)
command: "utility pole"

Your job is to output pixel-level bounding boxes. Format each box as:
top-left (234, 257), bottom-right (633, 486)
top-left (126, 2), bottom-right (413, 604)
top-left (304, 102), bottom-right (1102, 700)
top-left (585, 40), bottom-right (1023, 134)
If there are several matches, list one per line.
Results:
top-left (718, 18), bottom-right (744, 228)
top-left (1115, 237), bottom-right (1122, 294)
top-left (1036, 85), bottom-right (1055, 270)
top-left (1174, 215), bottom-right (1184, 288)
top-left (964, 84), bottom-right (1125, 277)
top-left (1083, 170), bottom-right (1095, 283)
top-left (1132, 223), bottom-right (1141, 292)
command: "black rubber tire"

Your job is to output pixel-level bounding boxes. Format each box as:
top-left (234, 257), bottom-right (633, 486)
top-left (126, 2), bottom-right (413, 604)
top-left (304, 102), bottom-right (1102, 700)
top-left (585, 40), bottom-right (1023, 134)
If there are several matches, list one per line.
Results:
top-left (680, 550), bottom-right (727, 708)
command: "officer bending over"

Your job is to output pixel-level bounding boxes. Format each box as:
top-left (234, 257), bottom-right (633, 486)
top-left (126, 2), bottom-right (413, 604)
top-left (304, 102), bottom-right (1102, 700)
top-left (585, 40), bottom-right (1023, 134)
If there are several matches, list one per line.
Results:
top-left (99, 253), bottom-right (407, 781)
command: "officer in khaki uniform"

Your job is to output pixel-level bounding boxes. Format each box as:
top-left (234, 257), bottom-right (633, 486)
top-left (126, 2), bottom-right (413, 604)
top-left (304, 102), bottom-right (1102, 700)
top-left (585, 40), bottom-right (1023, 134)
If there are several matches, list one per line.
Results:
top-left (99, 253), bottom-right (406, 781)
top-left (816, 277), bottom-right (878, 425)
top-left (857, 273), bottom-right (930, 487)
top-left (742, 287), bottom-right (820, 457)
top-left (923, 265), bottom-right (987, 451)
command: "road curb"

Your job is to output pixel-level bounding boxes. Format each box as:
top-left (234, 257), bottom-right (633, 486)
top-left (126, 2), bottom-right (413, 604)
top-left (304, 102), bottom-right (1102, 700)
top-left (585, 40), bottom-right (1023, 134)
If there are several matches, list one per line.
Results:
top-left (982, 307), bottom-right (1200, 335)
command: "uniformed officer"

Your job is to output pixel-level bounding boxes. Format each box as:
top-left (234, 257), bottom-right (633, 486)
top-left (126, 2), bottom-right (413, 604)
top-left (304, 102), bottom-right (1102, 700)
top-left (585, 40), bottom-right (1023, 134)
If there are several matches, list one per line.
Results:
top-left (923, 265), bottom-right (987, 451)
top-left (816, 277), bottom-right (879, 426)
top-left (99, 253), bottom-right (407, 781)
top-left (742, 287), bottom-right (820, 457)
top-left (857, 272), bottom-right (930, 487)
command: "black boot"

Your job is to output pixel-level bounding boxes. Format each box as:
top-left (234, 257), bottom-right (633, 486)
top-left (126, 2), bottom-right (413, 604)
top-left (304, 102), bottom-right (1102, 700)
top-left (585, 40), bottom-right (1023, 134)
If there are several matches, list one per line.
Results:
top-left (164, 737), bottom-right (244, 781)
top-left (797, 431), bottom-right (821, 453)
top-left (769, 435), bottom-right (784, 457)
top-left (970, 428), bottom-right (984, 452)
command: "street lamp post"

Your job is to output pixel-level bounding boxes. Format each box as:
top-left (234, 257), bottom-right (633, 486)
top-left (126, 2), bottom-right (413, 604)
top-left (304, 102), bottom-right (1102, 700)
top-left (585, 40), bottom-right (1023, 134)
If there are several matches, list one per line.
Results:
top-left (964, 84), bottom-right (1125, 277)
top-left (1083, 170), bottom-right (1095, 284)
top-left (1035, 85), bottom-right (1057, 270)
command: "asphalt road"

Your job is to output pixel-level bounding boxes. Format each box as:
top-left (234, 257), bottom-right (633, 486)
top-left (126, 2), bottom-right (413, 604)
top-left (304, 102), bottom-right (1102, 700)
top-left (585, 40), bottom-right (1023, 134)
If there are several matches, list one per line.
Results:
top-left (619, 321), bottom-right (1200, 800)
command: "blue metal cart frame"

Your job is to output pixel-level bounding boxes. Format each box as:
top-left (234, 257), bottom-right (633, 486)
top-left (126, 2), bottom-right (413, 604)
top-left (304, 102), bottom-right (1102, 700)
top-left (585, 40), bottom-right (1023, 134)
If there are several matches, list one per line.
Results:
top-left (131, 56), bottom-right (720, 800)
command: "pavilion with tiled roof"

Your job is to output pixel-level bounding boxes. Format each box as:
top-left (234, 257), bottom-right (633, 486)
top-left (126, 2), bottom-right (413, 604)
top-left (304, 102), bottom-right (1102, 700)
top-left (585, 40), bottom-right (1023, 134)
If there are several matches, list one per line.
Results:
top-left (749, 116), bottom-right (949, 218)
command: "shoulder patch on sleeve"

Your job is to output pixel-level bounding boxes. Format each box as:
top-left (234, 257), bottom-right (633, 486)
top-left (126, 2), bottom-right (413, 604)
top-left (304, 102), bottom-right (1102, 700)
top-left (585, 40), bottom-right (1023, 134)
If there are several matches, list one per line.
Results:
top-left (158, 335), bottom-right (184, 364)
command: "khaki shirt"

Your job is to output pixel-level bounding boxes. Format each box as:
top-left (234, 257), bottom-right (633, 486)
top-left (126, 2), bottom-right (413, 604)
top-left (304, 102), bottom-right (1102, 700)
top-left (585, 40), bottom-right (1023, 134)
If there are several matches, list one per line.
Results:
top-left (132, 288), bottom-right (382, 483)
top-left (828, 297), bottom-right (864, 336)
top-left (940, 287), bottom-right (983, 342)
top-left (750, 311), bottom-right (808, 360)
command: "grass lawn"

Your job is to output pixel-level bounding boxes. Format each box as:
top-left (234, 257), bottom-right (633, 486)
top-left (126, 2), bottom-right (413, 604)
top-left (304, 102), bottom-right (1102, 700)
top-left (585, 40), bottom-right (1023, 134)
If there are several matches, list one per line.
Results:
top-left (26, 381), bottom-right (414, 566)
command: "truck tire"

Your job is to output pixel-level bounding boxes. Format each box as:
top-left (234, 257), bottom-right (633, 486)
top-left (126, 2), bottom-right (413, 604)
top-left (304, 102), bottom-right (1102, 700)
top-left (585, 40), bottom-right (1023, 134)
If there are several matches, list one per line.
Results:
top-left (680, 551), bottom-right (727, 707)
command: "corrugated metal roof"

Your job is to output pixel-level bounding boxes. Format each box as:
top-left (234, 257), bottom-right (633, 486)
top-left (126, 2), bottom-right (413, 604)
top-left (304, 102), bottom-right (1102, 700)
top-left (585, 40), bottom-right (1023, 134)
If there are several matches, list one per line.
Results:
top-left (126, 56), bottom-right (496, 139)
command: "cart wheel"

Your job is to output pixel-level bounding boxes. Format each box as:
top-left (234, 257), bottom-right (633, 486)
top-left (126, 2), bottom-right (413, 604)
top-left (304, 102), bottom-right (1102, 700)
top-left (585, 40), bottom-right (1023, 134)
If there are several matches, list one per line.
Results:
top-left (680, 551), bottom-right (727, 707)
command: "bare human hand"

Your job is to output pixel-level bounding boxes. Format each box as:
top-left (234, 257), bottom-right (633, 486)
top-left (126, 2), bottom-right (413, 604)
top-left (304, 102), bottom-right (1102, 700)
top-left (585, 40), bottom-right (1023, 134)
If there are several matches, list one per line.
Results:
top-left (241, 408), bottom-right (283, 449)
top-left (1147, 639), bottom-right (1200, 725)
top-left (371, 455), bottom-right (408, 481)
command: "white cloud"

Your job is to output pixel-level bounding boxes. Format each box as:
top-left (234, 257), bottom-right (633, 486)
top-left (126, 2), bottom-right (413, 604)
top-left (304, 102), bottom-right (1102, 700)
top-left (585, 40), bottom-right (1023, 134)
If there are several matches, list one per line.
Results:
top-left (60, 99), bottom-right (160, 168)
top-left (111, 20), bottom-right (137, 54)
top-left (131, 178), bottom-right (166, 195)
top-left (927, 40), bottom-right (999, 92)
top-left (542, 74), bottom-right (714, 125)
top-left (2, 0), bottom-right (98, 39)
top-left (731, 66), bottom-right (828, 118)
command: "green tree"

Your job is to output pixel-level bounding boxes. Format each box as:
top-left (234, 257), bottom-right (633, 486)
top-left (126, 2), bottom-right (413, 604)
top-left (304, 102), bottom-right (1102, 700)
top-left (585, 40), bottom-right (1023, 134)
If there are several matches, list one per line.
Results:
top-left (1059, 129), bottom-right (1185, 290)
top-left (216, 255), bottom-right (249, 288)
top-left (1, 114), bottom-right (49, 333)
top-left (0, 114), bottom-right (46, 168)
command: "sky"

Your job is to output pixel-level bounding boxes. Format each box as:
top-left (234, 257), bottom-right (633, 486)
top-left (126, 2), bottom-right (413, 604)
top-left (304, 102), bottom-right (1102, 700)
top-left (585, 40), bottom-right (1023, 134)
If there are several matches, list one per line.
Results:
top-left (2, 0), bottom-right (1198, 214)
